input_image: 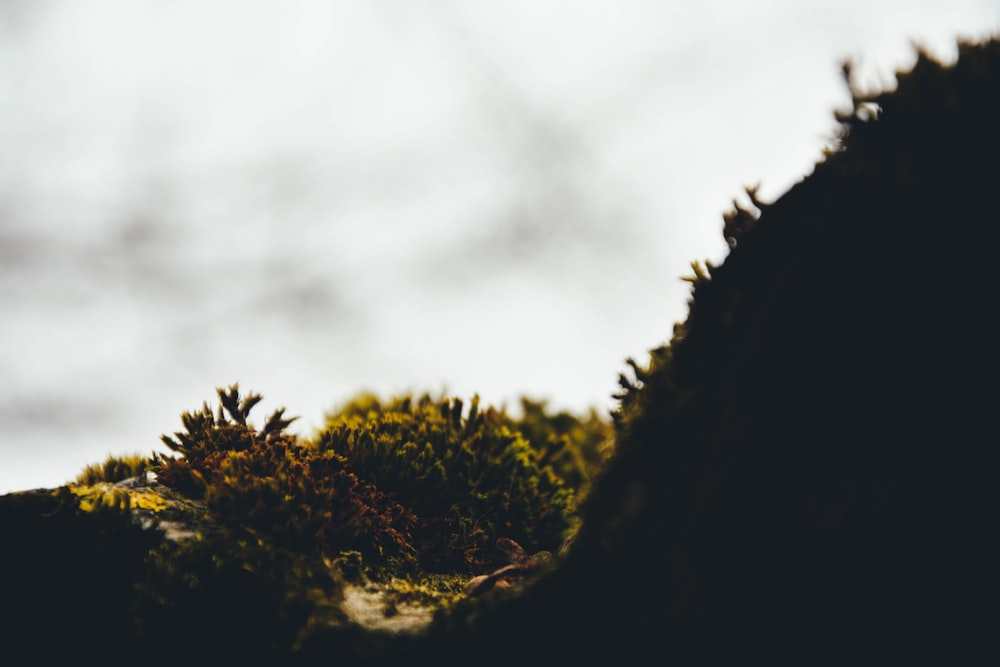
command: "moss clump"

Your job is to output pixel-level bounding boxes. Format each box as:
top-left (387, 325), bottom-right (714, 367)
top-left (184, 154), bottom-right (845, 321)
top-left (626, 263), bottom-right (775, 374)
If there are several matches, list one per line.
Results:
top-left (155, 386), bottom-right (416, 563)
top-left (155, 386), bottom-right (603, 573)
top-left (74, 453), bottom-right (154, 485)
top-left (500, 397), bottom-right (613, 497)
top-left (313, 392), bottom-right (578, 570)
top-left (362, 570), bottom-right (469, 617)
top-left (129, 385), bottom-right (607, 656)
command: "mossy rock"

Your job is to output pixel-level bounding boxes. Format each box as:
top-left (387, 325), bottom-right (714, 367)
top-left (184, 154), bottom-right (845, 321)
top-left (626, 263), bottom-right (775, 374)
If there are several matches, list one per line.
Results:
top-left (3, 37), bottom-right (1000, 665)
top-left (1, 389), bottom-right (607, 664)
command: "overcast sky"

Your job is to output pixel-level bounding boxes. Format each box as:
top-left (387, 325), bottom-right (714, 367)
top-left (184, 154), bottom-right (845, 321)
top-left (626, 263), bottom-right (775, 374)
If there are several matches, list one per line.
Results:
top-left (2, 1), bottom-right (997, 492)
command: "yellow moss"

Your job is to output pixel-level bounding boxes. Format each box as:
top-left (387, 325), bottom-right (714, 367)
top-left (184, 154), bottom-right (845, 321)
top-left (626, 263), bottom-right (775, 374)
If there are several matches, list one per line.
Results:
top-left (377, 572), bottom-right (468, 609)
top-left (129, 491), bottom-right (170, 512)
top-left (68, 483), bottom-right (120, 512)
top-left (67, 483), bottom-right (169, 513)
top-left (74, 454), bottom-right (152, 485)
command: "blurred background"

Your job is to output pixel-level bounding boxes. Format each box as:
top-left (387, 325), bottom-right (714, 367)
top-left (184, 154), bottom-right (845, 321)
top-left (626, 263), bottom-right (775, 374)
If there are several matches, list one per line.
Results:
top-left (2, 1), bottom-right (997, 493)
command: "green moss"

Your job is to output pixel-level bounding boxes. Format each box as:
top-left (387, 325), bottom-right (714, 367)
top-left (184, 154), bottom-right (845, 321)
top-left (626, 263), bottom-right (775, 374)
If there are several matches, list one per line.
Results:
top-left (152, 386), bottom-right (606, 573)
top-left (375, 571), bottom-right (469, 610)
top-left (74, 453), bottom-right (154, 485)
top-left (116, 385), bottom-right (609, 655)
top-left (313, 392), bottom-right (580, 570)
top-left (500, 397), bottom-right (614, 497)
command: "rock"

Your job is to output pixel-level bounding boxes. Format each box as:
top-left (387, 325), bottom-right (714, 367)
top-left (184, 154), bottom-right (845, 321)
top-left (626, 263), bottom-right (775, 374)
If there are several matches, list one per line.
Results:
top-left (464, 538), bottom-right (551, 596)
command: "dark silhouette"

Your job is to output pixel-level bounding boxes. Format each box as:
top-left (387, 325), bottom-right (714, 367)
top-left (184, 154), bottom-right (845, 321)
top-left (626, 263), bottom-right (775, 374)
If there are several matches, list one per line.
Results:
top-left (410, 37), bottom-right (1000, 664)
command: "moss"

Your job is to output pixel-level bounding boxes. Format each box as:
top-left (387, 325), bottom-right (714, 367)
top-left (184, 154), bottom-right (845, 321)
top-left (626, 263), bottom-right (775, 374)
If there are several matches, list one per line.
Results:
top-left (376, 571), bottom-right (469, 610)
top-left (68, 482), bottom-right (170, 513)
top-left (74, 453), bottom-right (154, 485)
top-left (154, 386), bottom-right (601, 573)
top-left (411, 37), bottom-right (1000, 663)
top-left (500, 397), bottom-right (614, 498)
top-left (313, 392), bottom-right (582, 570)
top-left (95, 384), bottom-right (609, 659)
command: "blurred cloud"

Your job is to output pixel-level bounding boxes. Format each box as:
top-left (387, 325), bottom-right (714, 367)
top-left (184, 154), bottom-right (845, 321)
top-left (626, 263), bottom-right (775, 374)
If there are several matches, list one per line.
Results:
top-left (1, 0), bottom-right (997, 492)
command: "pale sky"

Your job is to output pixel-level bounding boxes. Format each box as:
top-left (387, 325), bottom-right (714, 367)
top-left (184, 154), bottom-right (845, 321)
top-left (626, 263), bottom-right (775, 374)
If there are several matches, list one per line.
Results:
top-left (1, 1), bottom-right (997, 492)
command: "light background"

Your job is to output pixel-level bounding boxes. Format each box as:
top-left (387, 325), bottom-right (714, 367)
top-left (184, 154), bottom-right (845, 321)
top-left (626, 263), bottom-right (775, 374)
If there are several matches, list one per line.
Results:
top-left (2, 1), bottom-right (998, 492)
